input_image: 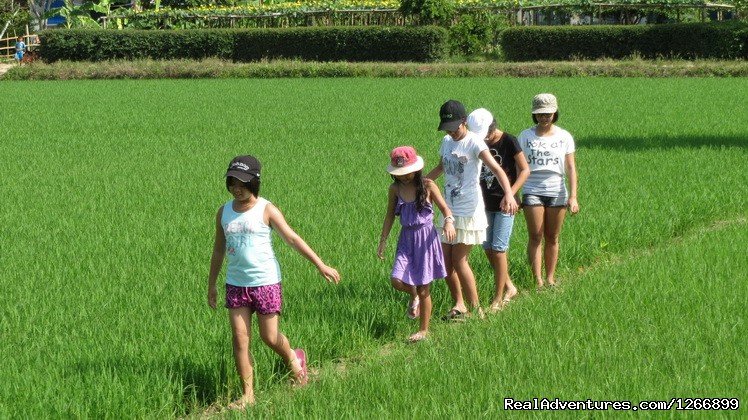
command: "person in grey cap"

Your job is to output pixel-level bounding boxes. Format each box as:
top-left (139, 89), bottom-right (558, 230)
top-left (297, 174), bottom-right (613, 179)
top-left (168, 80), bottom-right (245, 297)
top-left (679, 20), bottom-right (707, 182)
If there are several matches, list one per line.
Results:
top-left (207, 155), bottom-right (341, 408)
top-left (518, 93), bottom-right (579, 290)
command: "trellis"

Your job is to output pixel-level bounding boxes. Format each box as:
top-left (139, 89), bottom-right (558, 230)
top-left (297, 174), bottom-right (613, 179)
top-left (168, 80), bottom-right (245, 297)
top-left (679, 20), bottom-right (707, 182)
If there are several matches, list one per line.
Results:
top-left (516, 2), bottom-right (736, 25)
top-left (101, 3), bottom-right (738, 29)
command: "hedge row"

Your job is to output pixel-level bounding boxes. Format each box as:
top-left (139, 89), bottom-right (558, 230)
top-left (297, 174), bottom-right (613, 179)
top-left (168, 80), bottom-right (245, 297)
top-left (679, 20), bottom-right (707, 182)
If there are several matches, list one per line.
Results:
top-left (39, 27), bottom-right (448, 62)
top-left (501, 22), bottom-right (748, 61)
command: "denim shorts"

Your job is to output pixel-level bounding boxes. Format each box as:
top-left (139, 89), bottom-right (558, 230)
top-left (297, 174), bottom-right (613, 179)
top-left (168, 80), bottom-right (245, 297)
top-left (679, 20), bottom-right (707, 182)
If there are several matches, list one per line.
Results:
top-left (225, 283), bottom-right (282, 314)
top-left (482, 211), bottom-right (515, 252)
top-left (522, 193), bottom-right (567, 208)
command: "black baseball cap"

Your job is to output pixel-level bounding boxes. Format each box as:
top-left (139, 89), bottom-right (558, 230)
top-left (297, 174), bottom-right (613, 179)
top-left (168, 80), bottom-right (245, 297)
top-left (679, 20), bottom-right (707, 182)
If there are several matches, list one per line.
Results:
top-left (225, 155), bottom-right (261, 182)
top-left (438, 100), bottom-right (467, 131)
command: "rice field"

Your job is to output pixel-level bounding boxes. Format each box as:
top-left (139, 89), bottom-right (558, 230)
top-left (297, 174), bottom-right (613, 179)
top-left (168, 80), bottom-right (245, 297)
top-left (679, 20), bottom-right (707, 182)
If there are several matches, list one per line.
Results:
top-left (0, 78), bottom-right (746, 418)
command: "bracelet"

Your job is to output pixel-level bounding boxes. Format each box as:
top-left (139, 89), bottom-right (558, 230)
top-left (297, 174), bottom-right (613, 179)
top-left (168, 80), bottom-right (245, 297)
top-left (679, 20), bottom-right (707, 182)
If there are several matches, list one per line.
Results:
top-left (443, 216), bottom-right (454, 224)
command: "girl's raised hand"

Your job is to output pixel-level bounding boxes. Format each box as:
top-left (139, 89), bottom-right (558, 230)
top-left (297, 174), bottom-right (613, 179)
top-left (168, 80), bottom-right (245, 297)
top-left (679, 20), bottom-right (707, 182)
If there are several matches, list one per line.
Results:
top-left (319, 264), bottom-right (341, 284)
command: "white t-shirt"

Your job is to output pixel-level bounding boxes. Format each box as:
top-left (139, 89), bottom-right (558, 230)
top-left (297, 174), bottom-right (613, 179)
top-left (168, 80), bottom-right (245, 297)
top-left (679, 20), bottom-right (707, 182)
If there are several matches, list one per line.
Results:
top-left (518, 126), bottom-right (575, 197)
top-left (439, 131), bottom-right (488, 217)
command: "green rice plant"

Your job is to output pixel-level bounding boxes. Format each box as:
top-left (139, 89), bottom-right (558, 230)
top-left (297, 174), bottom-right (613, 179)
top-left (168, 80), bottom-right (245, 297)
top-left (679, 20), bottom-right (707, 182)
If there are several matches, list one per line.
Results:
top-left (0, 78), bottom-right (745, 417)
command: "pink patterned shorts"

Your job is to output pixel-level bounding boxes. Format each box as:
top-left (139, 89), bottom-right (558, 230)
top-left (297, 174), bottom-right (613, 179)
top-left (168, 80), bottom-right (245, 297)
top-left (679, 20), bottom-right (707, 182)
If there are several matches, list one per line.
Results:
top-left (225, 283), bottom-right (282, 314)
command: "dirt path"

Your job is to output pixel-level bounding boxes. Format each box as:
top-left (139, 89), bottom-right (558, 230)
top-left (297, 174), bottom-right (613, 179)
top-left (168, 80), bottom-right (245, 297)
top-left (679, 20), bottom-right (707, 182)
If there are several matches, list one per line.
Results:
top-left (0, 63), bottom-right (14, 77)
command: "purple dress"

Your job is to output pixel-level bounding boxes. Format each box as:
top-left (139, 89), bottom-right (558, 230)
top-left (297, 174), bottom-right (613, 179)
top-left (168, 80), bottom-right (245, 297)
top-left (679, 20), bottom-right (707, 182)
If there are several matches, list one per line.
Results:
top-left (391, 196), bottom-right (447, 286)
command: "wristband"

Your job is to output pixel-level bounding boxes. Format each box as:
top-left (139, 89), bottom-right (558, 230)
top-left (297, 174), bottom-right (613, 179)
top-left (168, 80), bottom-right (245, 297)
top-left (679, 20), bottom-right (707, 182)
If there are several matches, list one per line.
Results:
top-left (443, 216), bottom-right (454, 224)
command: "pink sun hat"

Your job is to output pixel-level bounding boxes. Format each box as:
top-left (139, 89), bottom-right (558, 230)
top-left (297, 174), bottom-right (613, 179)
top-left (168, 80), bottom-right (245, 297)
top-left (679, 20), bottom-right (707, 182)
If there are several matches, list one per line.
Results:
top-left (387, 146), bottom-right (424, 176)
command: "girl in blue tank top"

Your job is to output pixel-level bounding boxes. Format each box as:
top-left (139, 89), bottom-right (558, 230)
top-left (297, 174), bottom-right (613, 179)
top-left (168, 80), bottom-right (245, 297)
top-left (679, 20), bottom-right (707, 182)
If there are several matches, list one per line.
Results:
top-left (207, 155), bottom-right (340, 409)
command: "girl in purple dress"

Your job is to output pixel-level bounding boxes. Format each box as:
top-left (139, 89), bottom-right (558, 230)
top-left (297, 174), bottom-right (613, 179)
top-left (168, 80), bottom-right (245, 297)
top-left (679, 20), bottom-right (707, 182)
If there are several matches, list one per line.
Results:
top-left (377, 146), bottom-right (456, 342)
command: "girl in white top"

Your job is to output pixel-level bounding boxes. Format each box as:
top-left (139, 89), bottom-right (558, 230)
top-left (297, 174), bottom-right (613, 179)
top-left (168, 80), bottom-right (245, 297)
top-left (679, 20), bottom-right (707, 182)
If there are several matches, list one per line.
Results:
top-left (207, 155), bottom-right (340, 409)
top-left (426, 100), bottom-right (518, 320)
top-left (518, 94), bottom-right (579, 289)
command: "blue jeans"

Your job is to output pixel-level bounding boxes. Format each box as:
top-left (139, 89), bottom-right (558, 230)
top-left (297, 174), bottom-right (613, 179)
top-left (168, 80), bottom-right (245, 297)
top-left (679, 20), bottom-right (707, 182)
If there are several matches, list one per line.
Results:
top-left (482, 211), bottom-right (515, 252)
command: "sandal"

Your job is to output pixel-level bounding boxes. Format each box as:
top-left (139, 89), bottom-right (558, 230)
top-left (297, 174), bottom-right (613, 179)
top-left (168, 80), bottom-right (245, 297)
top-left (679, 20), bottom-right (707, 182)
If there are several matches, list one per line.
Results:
top-left (407, 296), bottom-right (420, 320)
top-left (441, 308), bottom-right (466, 322)
top-left (407, 331), bottom-right (428, 343)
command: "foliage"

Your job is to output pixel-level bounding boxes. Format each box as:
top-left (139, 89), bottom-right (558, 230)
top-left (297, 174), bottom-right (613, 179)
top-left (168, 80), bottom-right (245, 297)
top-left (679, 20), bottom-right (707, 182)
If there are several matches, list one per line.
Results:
top-left (38, 26), bottom-right (448, 62)
top-left (44, 0), bottom-right (114, 28)
top-left (501, 21), bottom-right (748, 61)
top-left (0, 6), bottom-right (32, 38)
top-left (448, 12), bottom-right (508, 56)
top-left (400, 0), bottom-right (454, 24)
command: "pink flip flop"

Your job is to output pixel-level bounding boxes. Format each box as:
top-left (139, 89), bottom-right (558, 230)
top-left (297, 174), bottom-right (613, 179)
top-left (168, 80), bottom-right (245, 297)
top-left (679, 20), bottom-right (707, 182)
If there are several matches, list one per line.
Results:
top-left (293, 348), bottom-right (308, 386)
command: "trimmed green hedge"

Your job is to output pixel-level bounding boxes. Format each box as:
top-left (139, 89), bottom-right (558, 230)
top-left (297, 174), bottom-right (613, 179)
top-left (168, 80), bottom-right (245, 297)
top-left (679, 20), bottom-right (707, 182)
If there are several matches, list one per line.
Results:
top-left (39, 27), bottom-right (448, 63)
top-left (501, 22), bottom-right (748, 61)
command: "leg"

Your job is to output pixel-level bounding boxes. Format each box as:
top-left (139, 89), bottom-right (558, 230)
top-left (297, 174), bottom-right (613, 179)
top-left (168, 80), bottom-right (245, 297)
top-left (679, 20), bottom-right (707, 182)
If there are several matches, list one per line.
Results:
top-left (410, 284), bottom-right (432, 342)
top-left (451, 243), bottom-right (480, 311)
top-left (485, 249), bottom-right (508, 308)
top-left (543, 206), bottom-right (567, 285)
top-left (228, 307), bottom-right (256, 408)
top-left (391, 278), bottom-right (419, 319)
top-left (256, 313), bottom-right (306, 384)
top-left (442, 243), bottom-right (467, 313)
top-left (524, 206), bottom-right (546, 288)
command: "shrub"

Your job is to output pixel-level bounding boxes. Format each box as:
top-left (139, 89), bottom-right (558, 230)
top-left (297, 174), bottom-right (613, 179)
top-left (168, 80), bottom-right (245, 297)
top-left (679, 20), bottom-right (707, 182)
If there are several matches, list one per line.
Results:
top-left (39, 26), bottom-right (448, 63)
top-left (233, 26), bottom-right (447, 62)
top-left (501, 22), bottom-right (748, 61)
top-left (39, 29), bottom-right (234, 62)
top-left (448, 12), bottom-right (508, 57)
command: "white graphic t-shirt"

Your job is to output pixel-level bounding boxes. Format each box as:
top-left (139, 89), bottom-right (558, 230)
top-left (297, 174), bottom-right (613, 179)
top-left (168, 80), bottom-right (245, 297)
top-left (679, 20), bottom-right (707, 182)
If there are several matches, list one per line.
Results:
top-left (518, 126), bottom-right (575, 197)
top-left (440, 131), bottom-right (489, 217)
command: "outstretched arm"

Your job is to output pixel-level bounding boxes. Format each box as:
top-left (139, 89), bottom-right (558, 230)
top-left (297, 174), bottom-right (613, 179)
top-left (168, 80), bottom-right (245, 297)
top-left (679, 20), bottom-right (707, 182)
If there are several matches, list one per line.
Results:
top-left (207, 207), bottom-right (226, 309)
top-left (267, 204), bottom-right (340, 283)
top-left (378, 184), bottom-right (398, 260)
top-left (425, 179), bottom-right (455, 242)
top-left (565, 153), bottom-right (579, 214)
top-left (479, 150), bottom-right (518, 215)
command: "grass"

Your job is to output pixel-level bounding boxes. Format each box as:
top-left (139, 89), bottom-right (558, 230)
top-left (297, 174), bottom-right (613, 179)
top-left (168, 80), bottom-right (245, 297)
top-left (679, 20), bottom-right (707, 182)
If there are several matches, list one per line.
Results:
top-left (0, 78), bottom-right (746, 417)
top-left (3, 58), bottom-right (748, 80)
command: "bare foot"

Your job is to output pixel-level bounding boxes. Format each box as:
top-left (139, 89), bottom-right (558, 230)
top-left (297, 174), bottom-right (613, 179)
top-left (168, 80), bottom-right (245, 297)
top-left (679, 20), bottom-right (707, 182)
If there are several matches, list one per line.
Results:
top-left (547, 278), bottom-right (557, 286)
top-left (408, 331), bottom-right (428, 342)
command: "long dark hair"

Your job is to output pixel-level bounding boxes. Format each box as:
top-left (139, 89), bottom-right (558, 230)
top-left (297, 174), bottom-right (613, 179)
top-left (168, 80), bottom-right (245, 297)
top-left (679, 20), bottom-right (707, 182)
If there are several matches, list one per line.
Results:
top-left (392, 170), bottom-right (427, 211)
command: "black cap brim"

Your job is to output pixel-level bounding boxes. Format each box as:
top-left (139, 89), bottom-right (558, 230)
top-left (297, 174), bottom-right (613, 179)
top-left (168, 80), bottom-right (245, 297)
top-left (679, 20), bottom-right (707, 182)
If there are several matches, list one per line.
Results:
top-left (438, 119), bottom-right (463, 132)
top-left (225, 170), bottom-right (255, 182)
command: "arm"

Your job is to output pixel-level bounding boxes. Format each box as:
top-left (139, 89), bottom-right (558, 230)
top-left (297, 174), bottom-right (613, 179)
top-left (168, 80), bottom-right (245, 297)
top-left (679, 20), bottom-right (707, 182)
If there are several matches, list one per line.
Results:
top-left (565, 153), bottom-right (579, 214)
top-left (267, 204), bottom-right (340, 283)
top-left (207, 207), bottom-right (226, 309)
top-left (512, 150), bottom-right (530, 195)
top-left (425, 179), bottom-right (455, 242)
top-left (425, 159), bottom-right (443, 181)
top-left (377, 184), bottom-right (398, 260)
top-left (478, 149), bottom-right (518, 215)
